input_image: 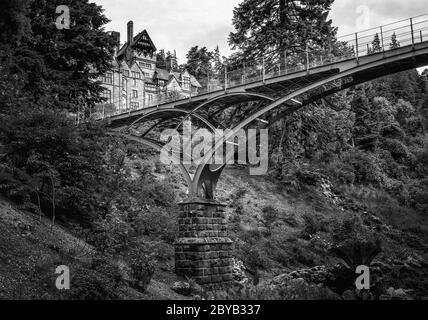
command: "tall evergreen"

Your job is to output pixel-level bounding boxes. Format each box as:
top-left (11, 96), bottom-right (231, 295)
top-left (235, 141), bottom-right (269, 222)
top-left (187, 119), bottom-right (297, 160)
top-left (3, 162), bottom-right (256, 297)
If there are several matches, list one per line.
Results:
top-left (184, 46), bottom-right (213, 85)
top-left (390, 32), bottom-right (400, 49)
top-left (371, 33), bottom-right (382, 53)
top-left (228, 0), bottom-right (336, 64)
top-left (213, 45), bottom-right (223, 77)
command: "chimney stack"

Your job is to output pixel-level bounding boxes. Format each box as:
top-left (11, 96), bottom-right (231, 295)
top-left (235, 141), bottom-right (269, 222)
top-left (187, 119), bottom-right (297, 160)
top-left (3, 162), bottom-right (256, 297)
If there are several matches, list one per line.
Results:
top-left (127, 21), bottom-right (134, 45)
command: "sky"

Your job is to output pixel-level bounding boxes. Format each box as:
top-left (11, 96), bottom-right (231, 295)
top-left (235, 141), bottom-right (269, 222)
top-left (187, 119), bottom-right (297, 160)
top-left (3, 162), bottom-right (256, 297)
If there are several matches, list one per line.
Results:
top-left (95, 0), bottom-right (428, 71)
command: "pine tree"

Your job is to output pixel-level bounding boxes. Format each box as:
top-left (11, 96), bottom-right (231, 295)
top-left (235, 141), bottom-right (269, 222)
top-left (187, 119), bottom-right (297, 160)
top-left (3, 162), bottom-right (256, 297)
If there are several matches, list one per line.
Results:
top-left (390, 32), bottom-right (400, 49)
top-left (184, 46), bottom-right (213, 86)
top-left (213, 45), bottom-right (223, 77)
top-left (372, 33), bottom-right (382, 53)
top-left (23, 0), bottom-right (116, 111)
top-left (228, 0), bottom-right (336, 65)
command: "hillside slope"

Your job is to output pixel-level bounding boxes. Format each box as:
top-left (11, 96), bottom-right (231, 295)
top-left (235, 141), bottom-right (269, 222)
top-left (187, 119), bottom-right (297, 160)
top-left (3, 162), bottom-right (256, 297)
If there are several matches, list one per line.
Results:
top-left (0, 159), bottom-right (427, 300)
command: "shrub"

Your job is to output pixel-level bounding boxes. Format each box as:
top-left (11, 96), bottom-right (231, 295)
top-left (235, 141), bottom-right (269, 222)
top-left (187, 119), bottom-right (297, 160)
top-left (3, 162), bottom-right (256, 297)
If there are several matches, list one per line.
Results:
top-left (223, 280), bottom-right (339, 300)
top-left (381, 138), bottom-right (410, 162)
top-left (301, 213), bottom-right (329, 239)
top-left (344, 150), bottom-right (385, 186)
top-left (67, 259), bottom-right (122, 300)
top-left (126, 248), bottom-right (155, 293)
top-left (133, 207), bottom-right (177, 243)
top-left (261, 205), bottom-right (279, 234)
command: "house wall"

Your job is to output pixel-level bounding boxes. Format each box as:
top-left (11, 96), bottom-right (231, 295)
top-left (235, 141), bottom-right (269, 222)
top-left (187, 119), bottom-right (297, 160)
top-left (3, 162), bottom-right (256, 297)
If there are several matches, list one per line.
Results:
top-left (98, 33), bottom-right (200, 114)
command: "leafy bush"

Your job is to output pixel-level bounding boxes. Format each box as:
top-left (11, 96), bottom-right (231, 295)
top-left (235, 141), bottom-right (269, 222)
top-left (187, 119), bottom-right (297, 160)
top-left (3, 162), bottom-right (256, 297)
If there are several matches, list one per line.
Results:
top-left (301, 212), bottom-right (329, 239)
top-left (126, 248), bottom-right (155, 293)
top-left (344, 150), bottom-right (385, 186)
top-left (67, 258), bottom-right (122, 300)
top-left (261, 205), bottom-right (279, 234)
top-left (381, 138), bottom-right (410, 162)
top-left (133, 207), bottom-right (177, 243)
top-left (223, 280), bottom-right (339, 300)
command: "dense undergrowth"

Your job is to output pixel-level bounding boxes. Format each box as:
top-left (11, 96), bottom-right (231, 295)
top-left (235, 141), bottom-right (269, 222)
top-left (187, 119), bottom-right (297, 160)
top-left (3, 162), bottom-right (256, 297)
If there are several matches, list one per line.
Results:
top-left (0, 0), bottom-right (427, 300)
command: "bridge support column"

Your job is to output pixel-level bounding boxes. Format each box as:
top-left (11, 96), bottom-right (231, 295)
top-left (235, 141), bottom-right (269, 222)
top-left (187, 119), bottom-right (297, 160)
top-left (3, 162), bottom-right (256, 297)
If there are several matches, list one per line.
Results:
top-left (174, 199), bottom-right (233, 286)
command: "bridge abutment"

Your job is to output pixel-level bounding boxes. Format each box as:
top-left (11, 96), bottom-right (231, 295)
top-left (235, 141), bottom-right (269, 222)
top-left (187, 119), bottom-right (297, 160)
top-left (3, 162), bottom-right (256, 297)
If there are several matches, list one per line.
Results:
top-left (174, 199), bottom-right (233, 286)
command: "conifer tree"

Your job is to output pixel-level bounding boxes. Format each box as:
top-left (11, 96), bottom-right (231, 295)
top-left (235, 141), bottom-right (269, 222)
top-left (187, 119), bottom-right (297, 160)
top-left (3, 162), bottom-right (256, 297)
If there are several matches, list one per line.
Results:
top-left (228, 0), bottom-right (336, 65)
top-left (213, 45), bottom-right (223, 77)
top-left (390, 32), bottom-right (400, 49)
top-left (372, 33), bottom-right (382, 53)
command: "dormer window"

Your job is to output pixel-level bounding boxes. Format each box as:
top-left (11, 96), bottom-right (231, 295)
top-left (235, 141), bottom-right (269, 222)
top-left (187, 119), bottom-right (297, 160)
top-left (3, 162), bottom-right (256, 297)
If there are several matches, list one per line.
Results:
top-left (183, 76), bottom-right (190, 89)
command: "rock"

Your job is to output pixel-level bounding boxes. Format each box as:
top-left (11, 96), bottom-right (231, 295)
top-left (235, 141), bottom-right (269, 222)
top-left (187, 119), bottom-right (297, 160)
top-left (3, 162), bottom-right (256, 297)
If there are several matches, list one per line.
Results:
top-left (172, 281), bottom-right (191, 296)
top-left (232, 258), bottom-right (250, 284)
top-left (380, 287), bottom-right (414, 300)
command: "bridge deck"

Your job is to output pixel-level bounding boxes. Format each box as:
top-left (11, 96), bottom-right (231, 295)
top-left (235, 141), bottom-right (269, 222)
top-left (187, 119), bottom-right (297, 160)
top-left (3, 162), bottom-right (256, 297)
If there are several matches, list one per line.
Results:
top-left (106, 41), bottom-right (428, 128)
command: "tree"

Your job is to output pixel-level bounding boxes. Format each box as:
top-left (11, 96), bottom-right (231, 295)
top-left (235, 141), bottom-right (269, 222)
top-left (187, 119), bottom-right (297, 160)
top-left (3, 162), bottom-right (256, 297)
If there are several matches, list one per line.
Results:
top-left (25, 0), bottom-right (116, 111)
top-left (0, 0), bottom-right (32, 44)
top-left (184, 46), bottom-right (213, 86)
top-left (390, 32), bottom-right (400, 49)
top-left (0, 0), bottom-right (119, 225)
top-left (213, 45), bottom-right (223, 77)
top-left (371, 33), bottom-right (382, 53)
top-left (228, 0), bottom-right (336, 65)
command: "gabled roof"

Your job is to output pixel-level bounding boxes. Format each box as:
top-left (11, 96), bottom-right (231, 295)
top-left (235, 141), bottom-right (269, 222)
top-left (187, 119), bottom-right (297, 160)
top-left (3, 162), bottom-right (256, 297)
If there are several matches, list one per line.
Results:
top-left (168, 73), bottom-right (181, 84)
top-left (132, 30), bottom-right (157, 52)
top-left (116, 30), bottom-right (157, 61)
top-left (155, 68), bottom-right (170, 81)
top-left (172, 72), bottom-right (182, 82)
top-left (190, 75), bottom-right (202, 88)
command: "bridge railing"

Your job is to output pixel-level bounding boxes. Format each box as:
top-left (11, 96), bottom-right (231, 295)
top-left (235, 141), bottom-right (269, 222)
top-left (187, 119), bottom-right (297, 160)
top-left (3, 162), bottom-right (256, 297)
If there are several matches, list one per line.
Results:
top-left (95, 13), bottom-right (428, 121)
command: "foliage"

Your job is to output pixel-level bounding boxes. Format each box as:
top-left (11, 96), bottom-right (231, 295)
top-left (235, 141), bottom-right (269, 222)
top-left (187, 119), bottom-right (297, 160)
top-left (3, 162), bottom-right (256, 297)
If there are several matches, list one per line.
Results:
top-left (330, 216), bottom-right (382, 269)
top-left (67, 263), bottom-right (121, 300)
top-left (229, 0), bottom-right (336, 63)
top-left (183, 46), bottom-right (214, 86)
top-left (261, 205), bottom-right (279, 234)
top-left (222, 280), bottom-right (339, 300)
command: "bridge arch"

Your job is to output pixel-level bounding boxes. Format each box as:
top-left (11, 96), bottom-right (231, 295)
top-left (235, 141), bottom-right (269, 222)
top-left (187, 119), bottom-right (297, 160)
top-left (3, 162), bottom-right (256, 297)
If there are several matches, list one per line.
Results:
top-left (192, 48), bottom-right (428, 186)
top-left (173, 92), bottom-right (275, 131)
top-left (128, 108), bottom-right (218, 136)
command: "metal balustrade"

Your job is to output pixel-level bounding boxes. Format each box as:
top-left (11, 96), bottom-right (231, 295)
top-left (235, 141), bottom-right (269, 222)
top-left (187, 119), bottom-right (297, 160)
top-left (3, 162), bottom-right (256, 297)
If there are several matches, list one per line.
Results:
top-left (91, 13), bottom-right (428, 121)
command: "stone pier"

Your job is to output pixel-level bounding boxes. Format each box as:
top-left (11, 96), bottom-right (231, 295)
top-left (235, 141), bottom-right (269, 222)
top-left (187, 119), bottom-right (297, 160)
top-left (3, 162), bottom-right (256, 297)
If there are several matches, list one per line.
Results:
top-left (174, 199), bottom-right (233, 285)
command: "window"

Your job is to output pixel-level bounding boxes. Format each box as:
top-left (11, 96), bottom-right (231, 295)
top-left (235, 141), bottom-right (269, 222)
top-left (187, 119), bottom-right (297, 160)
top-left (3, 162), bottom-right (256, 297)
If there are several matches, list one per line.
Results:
top-left (147, 94), bottom-right (154, 102)
top-left (132, 71), bottom-right (141, 79)
top-left (132, 72), bottom-right (141, 86)
top-left (130, 102), bottom-right (139, 109)
top-left (183, 76), bottom-right (190, 89)
top-left (140, 62), bottom-right (152, 69)
top-left (101, 89), bottom-right (112, 103)
top-left (132, 90), bottom-right (138, 98)
top-left (145, 83), bottom-right (156, 91)
top-left (122, 78), bottom-right (127, 91)
top-left (123, 70), bottom-right (129, 77)
top-left (103, 72), bottom-right (113, 84)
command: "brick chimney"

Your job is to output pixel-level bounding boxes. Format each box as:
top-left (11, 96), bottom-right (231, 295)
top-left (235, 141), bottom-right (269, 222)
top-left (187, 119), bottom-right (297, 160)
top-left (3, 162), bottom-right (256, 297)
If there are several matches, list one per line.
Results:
top-left (127, 21), bottom-right (134, 45)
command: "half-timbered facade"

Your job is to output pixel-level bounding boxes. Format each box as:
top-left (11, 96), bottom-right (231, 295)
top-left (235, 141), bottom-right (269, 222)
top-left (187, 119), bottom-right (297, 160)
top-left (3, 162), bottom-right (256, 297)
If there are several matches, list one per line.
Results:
top-left (97, 21), bottom-right (201, 115)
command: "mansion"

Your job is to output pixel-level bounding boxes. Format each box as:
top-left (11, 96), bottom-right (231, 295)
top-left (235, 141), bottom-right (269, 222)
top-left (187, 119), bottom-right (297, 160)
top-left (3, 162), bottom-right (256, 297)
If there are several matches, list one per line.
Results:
top-left (98, 21), bottom-right (201, 114)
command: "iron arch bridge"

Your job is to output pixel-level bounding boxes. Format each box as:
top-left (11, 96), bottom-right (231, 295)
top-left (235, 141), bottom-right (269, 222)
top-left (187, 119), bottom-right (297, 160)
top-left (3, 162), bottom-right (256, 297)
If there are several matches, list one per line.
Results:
top-left (98, 14), bottom-right (428, 286)
top-left (102, 14), bottom-right (428, 201)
